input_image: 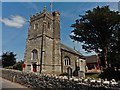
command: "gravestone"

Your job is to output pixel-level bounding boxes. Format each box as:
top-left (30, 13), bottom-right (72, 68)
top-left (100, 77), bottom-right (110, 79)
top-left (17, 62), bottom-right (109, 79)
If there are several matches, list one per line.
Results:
top-left (67, 67), bottom-right (72, 79)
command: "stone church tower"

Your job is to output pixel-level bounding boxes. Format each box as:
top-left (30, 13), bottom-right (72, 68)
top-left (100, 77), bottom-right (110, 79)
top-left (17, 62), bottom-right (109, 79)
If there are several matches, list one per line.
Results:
top-left (24, 6), bottom-right (61, 74)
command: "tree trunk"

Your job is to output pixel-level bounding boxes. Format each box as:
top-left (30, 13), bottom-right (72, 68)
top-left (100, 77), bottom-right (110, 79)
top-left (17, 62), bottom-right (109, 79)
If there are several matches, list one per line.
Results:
top-left (104, 47), bottom-right (108, 69)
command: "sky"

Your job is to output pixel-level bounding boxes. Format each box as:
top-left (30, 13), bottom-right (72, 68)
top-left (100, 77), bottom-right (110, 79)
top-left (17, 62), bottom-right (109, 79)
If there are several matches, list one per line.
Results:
top-left (1, 2), bottom-right (119, 61)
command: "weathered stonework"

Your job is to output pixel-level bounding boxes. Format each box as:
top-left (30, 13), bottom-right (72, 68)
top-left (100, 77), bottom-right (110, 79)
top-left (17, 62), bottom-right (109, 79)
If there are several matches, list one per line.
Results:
top-left (24, 7), bottom-right (85, 75)
top-left (2, 69), bottom-right (119, 90)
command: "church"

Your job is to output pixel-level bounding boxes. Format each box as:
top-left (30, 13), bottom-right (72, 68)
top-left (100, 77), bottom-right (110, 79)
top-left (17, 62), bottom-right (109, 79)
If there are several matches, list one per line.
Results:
top-left (23, 7), bottom-right (86, 75)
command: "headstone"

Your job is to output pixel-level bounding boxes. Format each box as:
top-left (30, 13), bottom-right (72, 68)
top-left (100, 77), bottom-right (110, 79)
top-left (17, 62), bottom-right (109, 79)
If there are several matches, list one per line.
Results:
top-left (78, 71), bottom-right (85, 78)
top-left (67, 67), bottom-right (72, 79)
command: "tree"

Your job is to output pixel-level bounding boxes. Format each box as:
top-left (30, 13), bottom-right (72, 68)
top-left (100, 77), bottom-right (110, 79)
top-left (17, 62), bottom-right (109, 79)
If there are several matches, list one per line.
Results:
top-left (70, 6), bottom-right (120, 68)
top-left (108, 27), bottom-right (120, 68)
top-left (13, 60), bottom-right (24, 71)
top-left (2, 52), bottom-right (16, 68)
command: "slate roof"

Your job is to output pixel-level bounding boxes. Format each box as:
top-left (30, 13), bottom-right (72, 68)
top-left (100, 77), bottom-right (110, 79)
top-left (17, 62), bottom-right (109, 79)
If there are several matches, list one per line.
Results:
top-left (60, 43), bottom-right (83, 56)
top-left (85, 55), bottom-right (98, 63)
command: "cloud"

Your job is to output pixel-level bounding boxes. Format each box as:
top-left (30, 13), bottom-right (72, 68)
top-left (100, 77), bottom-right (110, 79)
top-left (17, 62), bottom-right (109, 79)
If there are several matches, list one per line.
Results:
top-left (0, 15), bottom-right (26, 28)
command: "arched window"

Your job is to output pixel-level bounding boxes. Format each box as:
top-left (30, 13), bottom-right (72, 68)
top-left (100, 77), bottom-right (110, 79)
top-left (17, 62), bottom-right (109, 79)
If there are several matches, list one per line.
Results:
top-left (31, 49), bottom-right (38, 60)
top-left (64, 56), bottom-right (70, 65)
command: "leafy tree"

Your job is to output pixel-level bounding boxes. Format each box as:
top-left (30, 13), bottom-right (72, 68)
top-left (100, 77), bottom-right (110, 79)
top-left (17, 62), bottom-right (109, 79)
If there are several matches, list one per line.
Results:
top-left (13, 60), bottom-right (24, 71)
top-left (108, 29), bottom-right (120, 68)
top-left (70, 6), bottom-right (120, 68)
top-left (99, 66), bottom-right (120, 81)
top-left (2, 52), bottom-right (16, 68)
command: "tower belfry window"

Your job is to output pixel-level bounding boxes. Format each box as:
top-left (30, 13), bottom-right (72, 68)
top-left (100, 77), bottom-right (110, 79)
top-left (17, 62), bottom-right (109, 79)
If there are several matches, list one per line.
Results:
top-left (48, 22), bottom-right (51, 29)
top-left (34, 23), bottom-right (38, 30)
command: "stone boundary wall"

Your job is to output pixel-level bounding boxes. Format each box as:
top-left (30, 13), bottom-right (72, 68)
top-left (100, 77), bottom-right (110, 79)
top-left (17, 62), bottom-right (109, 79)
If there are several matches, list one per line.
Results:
top-left (1, 69), bottom-right (120, 90)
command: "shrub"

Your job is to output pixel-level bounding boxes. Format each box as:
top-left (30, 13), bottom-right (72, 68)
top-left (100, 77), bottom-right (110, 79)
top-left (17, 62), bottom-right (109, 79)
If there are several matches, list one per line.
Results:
top-left (99, 67), bottom-right (120, 81)
top-left (4, 66), bottom-right (13, 69)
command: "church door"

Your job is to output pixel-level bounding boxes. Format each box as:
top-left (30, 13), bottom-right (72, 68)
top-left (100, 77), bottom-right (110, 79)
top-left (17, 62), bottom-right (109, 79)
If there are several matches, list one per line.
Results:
top-left (32, 63), bottom-right (37, 72)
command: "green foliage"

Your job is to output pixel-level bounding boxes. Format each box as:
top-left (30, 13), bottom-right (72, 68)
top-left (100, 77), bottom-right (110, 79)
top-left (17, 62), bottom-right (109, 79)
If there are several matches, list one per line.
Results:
top-left (13, 60), bottom-right (24, 71)
top-left (99, 67), bottom-right (120, 81)
top-left (70, 6), bottom-right (120, 68)
top-left (2, 52), bottom-right (16, 68)
top-left (85, 73), bottom-right (100, 79)
top-left (59, 72), bottom-right (68, 76)
top-left (4, 66), bottom-right (13, 69)
top-left (107, 53), bottom-right (120, 68)
top-left (108, 28), bottom-right (120, 68)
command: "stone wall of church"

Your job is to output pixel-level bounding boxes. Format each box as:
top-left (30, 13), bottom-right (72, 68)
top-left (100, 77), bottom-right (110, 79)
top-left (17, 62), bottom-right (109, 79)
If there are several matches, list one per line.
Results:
top-left (24, 9), bottom-right (61, 74)
top-left (52, 11), bottom-right (61, 74)
top-left (61, 50), bottom-right (80, 73)
top-left (42, 36), bottom-right (53, 74)
top-left (24, 37), bottom-right (42, 72)
top-left (53, 40), bottom-right (61, 74)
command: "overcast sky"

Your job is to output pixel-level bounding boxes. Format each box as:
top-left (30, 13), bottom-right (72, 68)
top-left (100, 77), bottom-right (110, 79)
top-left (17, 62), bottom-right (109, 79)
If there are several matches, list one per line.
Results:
top-left (1, 2), bottom-right (118, 60)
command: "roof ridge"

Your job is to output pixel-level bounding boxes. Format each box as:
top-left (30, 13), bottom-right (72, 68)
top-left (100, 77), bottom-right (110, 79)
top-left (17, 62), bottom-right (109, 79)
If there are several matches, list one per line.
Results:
top-left (60, 43), bottom-right (83, 56)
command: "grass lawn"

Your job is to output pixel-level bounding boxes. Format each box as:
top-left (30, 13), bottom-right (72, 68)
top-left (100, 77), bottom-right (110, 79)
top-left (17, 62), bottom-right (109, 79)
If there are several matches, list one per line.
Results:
top-left (85, 73), bottom-right (100, 79)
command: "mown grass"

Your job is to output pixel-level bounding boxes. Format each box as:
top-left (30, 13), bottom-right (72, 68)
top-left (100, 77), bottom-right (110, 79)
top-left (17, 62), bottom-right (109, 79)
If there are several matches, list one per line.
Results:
top-left (85, 73), bottom-right (100, 79)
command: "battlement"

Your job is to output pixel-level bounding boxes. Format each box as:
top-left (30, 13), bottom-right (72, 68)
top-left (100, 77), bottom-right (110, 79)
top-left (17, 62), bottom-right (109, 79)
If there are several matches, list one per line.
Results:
top-left (30, 6), bottom-right (60, 22)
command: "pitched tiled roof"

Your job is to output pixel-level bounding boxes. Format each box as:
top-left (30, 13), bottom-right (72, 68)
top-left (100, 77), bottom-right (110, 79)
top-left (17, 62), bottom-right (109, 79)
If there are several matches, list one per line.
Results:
top-left (85, 55), bottom-right (98, 63)
top-left (60, 43), bottom-right (83, 56)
